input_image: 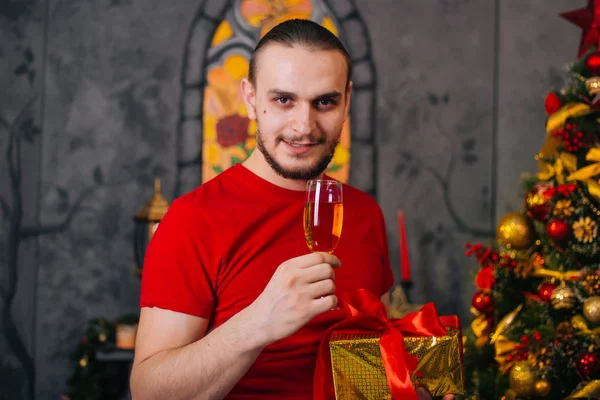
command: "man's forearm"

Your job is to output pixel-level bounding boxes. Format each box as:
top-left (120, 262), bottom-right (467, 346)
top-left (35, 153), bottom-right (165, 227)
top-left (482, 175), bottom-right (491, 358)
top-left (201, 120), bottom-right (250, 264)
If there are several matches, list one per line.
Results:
top-left (130, 307), bottom-right (266, 400)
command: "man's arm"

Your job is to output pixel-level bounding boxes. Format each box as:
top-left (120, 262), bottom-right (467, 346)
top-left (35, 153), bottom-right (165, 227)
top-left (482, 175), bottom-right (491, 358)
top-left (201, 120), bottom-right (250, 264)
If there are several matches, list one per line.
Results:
top-left (130, 252), bottom-right (341, 400)
top-left (130, 305), bottom-right (267, 400)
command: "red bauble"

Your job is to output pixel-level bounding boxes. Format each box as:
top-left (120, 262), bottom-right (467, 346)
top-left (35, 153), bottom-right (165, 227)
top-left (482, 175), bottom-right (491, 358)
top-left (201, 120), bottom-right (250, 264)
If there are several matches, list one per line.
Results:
top-left (538, 282), bottom-right (557, 303)
top-left (547, 219), bottom-right (571, 242)
top-left (472, 291), bottom-right (494, 313)
top-left (576, 351), bottom-right (600, 379)
top-left (525, 182), bottom-right (554, 221)
top-left (587, 53), bottom-right (600, 74)
top-left (544, 92), bottom-right (562, 115)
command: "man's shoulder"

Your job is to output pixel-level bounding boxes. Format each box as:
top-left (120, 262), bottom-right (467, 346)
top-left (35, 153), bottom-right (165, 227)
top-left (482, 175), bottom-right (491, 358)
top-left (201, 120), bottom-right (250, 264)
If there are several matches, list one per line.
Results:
top-left (165, 167), bottom-right (243, 222)
top-left (342, 183), bottom-right (382, 213)
top-left (175, 167), bottom-right (241, 208)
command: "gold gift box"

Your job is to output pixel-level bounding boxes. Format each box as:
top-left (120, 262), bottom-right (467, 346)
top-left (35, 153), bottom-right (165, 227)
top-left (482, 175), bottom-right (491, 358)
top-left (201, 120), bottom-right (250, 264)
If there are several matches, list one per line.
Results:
top-left (329, 327), bottom-right (464, 399)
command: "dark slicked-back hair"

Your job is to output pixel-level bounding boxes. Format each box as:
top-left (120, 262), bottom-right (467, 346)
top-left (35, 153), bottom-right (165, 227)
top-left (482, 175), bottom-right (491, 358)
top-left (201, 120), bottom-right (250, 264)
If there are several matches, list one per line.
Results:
top-left (248, 19), bottom-right (352, 89)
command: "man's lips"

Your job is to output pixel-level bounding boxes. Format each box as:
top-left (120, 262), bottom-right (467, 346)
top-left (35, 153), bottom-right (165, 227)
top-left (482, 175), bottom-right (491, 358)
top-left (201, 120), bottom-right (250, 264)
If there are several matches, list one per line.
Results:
top-left (283, 140), bottom-right (319, 147)
top-left (281, 139), bottom-right (319, 154)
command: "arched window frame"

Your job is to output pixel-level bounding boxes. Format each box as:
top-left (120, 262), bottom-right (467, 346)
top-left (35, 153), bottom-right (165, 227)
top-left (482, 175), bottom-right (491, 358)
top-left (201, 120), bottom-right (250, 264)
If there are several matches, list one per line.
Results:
top-left (175, 0), bottom-right (377, 197)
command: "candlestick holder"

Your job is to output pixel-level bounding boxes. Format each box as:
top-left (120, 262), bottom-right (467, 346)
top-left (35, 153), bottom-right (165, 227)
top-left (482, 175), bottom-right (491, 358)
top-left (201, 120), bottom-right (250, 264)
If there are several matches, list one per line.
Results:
top-left (400, 281), bottom-right (413, 305)
top-left (389, 282), bottom-right (421, 318)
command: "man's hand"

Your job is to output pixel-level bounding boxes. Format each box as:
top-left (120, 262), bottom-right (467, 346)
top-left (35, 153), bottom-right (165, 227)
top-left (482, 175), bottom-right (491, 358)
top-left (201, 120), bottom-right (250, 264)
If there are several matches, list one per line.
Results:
top-left (416, 387), bottom-right (455, 400)
top-left (249, 252), bottom-right (341, 347)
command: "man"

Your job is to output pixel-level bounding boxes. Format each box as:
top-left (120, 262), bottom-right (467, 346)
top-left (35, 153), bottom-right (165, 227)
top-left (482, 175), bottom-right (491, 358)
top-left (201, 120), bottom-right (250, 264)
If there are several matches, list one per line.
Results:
top-left (130, 19), bottom-right (453, 400)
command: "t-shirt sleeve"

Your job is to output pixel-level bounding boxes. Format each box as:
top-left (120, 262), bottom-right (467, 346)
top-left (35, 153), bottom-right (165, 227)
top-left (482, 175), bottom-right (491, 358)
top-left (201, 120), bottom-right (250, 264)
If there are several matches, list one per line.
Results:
top-left (140, 199), bottom-right (217, 319)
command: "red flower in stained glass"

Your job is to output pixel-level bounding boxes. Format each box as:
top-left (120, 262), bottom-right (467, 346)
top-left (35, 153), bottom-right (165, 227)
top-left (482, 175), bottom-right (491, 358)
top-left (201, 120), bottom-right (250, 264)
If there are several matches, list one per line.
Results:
top-left (216, 115), bottom-right (250, 147)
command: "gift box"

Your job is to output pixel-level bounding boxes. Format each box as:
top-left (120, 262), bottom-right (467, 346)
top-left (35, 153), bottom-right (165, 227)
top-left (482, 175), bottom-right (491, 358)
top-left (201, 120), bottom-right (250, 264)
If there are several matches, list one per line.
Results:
top-left (314, 289), bottom-right (464, 400)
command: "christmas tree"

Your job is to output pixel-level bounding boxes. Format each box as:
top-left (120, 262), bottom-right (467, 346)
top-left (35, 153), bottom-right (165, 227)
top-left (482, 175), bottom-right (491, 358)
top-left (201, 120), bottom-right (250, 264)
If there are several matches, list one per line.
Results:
top-left (463, 3), bottom-right (600, 399)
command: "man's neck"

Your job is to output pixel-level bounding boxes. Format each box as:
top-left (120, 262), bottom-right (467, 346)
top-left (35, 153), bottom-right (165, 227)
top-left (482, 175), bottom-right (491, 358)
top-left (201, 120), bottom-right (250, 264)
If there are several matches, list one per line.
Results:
top-left (242, 151), bottom-right (323, 191)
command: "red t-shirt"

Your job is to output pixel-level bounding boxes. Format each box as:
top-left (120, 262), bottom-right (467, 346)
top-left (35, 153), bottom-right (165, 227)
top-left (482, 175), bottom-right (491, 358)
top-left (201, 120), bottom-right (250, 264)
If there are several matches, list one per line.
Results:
top-left (140, 164), bottom-right (395, 399)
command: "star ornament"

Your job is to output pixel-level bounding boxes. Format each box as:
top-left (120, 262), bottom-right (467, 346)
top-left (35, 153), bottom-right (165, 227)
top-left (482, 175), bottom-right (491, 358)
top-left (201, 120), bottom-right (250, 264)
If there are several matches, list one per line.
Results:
top-left (561, 0), bottom-right (600, 58)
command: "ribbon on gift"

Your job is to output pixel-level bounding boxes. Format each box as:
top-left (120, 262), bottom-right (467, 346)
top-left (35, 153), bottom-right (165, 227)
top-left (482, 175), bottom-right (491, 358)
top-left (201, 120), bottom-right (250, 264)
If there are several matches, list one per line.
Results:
top-left (314, 288), bottom-right (447, 400)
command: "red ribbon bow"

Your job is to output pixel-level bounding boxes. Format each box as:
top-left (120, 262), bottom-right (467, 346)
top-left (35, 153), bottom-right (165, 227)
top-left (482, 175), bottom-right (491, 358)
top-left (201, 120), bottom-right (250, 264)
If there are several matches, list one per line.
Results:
top-left (314, 289), bottom-right (448, 400)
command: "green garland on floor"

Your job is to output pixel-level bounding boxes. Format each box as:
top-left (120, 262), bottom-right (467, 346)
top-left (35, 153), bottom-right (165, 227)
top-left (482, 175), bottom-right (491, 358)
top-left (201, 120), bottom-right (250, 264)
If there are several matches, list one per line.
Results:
top-left (63, 314), bottom-right (138, 400)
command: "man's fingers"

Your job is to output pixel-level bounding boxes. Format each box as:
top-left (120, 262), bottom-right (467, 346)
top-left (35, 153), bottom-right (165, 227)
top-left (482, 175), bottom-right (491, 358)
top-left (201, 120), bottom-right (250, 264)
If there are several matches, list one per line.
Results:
top-left (295, 252), bottom-right (341, 269)
top-left (303, 263), bottom-right (335, 283)
top-left (307, 279), bottom-right (336, 299)
top-left (312, 294), bottom-right (337, 313)
top-left (442, 396), bottom-right (455, 400)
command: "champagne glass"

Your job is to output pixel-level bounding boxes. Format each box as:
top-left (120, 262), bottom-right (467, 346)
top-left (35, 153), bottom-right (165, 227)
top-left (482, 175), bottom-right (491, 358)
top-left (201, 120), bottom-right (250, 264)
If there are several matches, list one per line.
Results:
top-left (304, 180), bottom-right (343, 310)
top-left (303, 180), bottom-right (343, 254)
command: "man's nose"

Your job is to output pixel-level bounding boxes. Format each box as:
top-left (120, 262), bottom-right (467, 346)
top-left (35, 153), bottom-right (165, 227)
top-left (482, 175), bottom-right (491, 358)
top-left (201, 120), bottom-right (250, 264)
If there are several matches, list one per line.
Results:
top-left (290, 103), bottom-right (315, 135)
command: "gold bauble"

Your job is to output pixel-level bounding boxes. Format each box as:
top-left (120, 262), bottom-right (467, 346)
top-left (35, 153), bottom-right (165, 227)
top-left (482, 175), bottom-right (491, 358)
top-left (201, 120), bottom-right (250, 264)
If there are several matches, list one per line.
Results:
top-left (496, 212), bottom-right (535, 250)
top-left (534, 378), bottom-right (552, 397)
top-left (584, 296), bottom-right (600, 323)
top-left (509, 361), bottom-right (535, 396)
top-left (551, 285), bottom-right (577, 310)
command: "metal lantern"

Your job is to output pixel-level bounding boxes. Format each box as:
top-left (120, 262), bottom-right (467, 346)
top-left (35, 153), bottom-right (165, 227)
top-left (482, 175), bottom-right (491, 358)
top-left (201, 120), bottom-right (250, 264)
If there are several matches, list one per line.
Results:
top-left (133, 178), bottom-right (170, 276)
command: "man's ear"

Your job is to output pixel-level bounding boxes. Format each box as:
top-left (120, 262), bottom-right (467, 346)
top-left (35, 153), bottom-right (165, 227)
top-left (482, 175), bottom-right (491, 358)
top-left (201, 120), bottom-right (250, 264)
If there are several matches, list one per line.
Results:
top-left (344, 81), bottom-right (353, 122)
top-left (241, 78), bottom-right (257, 120)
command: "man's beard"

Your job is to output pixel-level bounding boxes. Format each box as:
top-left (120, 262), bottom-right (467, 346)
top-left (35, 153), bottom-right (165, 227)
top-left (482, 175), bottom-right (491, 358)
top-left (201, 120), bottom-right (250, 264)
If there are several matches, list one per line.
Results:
top-left (255, 130), bottom-right (339, 180)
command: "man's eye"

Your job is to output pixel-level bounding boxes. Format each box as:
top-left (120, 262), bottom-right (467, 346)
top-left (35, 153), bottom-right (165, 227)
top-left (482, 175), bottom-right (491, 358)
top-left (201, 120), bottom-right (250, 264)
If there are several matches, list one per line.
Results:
top-left (276, 97), bottom-right (290, 104)
top-left (316, 99), bottom-right (336, 107)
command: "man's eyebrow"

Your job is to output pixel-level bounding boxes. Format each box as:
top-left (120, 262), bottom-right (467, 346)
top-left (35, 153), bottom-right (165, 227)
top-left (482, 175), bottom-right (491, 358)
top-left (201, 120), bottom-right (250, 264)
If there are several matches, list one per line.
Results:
top-left (267, 89), bottom-right (296, 98)
top-left (313, 91), bottom-right (342, 101)
top-left (266, 89), bottom-right (343, 101)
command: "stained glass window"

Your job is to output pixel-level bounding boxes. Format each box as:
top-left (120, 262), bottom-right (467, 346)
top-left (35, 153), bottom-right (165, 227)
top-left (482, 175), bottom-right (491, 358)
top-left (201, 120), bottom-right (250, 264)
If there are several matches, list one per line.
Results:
top-left (202, 0), bottom-right (351, 184)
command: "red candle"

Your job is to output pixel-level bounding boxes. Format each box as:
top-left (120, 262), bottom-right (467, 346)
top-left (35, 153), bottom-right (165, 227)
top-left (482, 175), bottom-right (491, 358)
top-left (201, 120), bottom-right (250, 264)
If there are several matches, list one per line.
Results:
top-left (397, 210), bottom-right (411, 282)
